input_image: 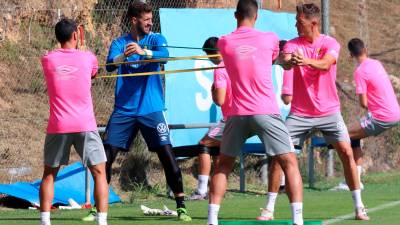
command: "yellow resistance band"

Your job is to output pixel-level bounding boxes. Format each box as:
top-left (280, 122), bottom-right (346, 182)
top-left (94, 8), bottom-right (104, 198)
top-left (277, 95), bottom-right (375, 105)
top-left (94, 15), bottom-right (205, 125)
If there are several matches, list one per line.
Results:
top-left (96, 66), bottom-right (224, 79)
top-left (100, 54), bottom-right (221, 67)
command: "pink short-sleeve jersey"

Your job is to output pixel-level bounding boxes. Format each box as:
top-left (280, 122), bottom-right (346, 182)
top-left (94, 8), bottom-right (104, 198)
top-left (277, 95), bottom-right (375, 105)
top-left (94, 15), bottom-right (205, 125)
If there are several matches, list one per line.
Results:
top-left (41, 48), bottom-right (99, 133)
top-left (218, 26), bottom-right (280, 116)
top-left (354, 58), bottom-right (400, 122)
top-left (283, 35), bottom-right (341, 117)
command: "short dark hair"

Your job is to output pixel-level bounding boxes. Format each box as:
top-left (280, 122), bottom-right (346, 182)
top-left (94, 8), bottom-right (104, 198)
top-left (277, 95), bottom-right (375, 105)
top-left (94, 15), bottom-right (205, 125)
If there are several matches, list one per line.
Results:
top-left (348, 38), bottom-right (366, 57)
top-left (127, 1), bottom-right (153, 19)
top-left (55, 18), bottom-right (77, 44)
top-left (279, 40), bottom-right (287, 52)
top-left (296, 3), bottom-right (320, 20)
top-left (236, 0), bottom-right (258, 20)
top-left (203, 37), bottom-right (219, 54)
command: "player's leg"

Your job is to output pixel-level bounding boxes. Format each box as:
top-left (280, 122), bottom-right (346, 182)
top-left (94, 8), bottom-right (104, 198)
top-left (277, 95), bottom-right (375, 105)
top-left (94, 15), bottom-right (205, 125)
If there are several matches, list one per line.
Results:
top-left (75, 131), bottom-right (109, 225)
top-left (40, 134), bottom-right (72, 225)
top-left (333, 119), bottom-right (368, 191)
top-left (256, 158), bottom-right (281, 221)
top-left (40, 166), bottom-right (60, 225)
top-left (139, 111), bottom-right (191, 221)
top-left (102, 111), bottom-right (138, 183)
top-left (348, 119), bottom-right (367, 170)
top-left (190, 146), bottom-right (212, 200)
top-left (190, 122), bottom-right (224, 200)
top-left (83, 112), bottom-right (137, 222)
top-left (348, 114), bottom-right (399, 189)
top-left (275, 153), bottom-right (303, 225)
top-left (208, 116), bottom-right (249, 225)
top-left (253, 115), bottom-right (303, 225)
top-left (321, 113), bottom-right (369, 220)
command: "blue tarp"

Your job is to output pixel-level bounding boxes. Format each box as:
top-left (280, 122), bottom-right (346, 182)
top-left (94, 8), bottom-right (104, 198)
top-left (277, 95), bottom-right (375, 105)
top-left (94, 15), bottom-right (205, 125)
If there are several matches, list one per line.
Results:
top-left (0, 162), bottom-right (120, 206)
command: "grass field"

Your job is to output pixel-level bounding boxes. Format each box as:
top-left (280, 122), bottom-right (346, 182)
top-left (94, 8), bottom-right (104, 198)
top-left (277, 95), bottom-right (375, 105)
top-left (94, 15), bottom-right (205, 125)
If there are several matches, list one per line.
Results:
top-left (0, 172), bottom-right (399, 225)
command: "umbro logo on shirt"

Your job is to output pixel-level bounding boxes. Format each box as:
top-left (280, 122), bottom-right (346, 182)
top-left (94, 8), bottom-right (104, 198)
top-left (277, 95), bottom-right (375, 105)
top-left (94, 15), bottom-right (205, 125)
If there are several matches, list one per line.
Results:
top-left (56, 65), bottom-right (78, 80)
top-left (235, 45), bottom-right (257, 59)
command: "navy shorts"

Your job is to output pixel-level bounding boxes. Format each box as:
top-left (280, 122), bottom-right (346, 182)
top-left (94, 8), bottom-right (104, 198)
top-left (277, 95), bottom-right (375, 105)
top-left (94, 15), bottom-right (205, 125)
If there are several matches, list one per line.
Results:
top-left (103, 111), bottom-right (171, 151)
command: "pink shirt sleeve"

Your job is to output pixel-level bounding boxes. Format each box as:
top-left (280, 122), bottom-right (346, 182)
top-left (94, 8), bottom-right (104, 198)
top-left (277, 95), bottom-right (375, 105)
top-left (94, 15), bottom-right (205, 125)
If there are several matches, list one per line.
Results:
top-left (41, 55), bottom-right (50, 75)
top-left (90, 52), bottom-right (99, 77)
top-left (354, 69), bottom-right (367, 94)
top-left (214, 68), bottom-right (228, 89)
top-left (271, 34), bottom-right (280, 61)
top-left (281, 69), bottom-right (293, 95)
top-left (323, 38), bottom-right (340, 60)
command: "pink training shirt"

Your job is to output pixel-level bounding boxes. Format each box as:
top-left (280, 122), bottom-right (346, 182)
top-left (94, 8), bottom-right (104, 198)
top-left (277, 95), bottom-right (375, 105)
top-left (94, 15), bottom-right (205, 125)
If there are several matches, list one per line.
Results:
top-left (283, 35), bottom-right (341, 117)
top-left (218, 26), bottom-right (280, 116)
top-left (281, 69), bottom-right (294, 95)
top-left (213, 61), bottom-right (231, 120)
top-left (41, 48), bottom-right (99, 134)
top-left (354, 58), bottom-right (400, 122)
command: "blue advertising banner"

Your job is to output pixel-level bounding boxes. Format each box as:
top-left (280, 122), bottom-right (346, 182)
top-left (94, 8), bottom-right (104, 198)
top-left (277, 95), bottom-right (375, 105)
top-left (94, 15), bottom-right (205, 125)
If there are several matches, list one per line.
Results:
top-left (160, 8), bottom-right (297, 147)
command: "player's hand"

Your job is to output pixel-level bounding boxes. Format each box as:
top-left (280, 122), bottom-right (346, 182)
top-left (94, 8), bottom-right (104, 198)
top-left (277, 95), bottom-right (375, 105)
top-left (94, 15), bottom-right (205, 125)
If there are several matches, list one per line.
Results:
top-left (124, 43), bottom-right (145, 57)
top-left (291, 49), bottom-right (309, 66)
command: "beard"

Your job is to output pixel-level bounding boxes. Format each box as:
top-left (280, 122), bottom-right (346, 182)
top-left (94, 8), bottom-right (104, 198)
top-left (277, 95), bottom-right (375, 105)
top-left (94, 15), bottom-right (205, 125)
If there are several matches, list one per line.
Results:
top-left (137, 24), bottom-right (151, 35)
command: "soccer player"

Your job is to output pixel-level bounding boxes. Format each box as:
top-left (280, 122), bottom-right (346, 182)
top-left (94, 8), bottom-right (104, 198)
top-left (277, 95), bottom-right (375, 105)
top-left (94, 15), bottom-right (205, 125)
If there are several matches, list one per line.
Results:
top-left (346, 38), bottom-right (400, 186)
top-left (101, 1), bottom-right (191, 221)
top-left (188, 37), bottom-right (231, 201)
top-left (40, 18), bottom-right (108, 225)
top-left (207, 1), bottom-right (304, 225)
top-left (265, 3), bottom-right (369, 221)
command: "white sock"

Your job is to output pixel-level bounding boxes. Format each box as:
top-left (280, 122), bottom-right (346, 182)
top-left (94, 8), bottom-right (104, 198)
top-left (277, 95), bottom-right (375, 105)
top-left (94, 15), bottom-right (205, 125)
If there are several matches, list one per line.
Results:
top-left (208, 204), bottom-right (220, 225)
top-left (357, 166), bottom-right (362, 182)
top-left (197, 175), bottom-right (209, 195)
top-left (96, 212), bottom-right (107, 225)
top-left (290, 202), bottom-right (303, 225)
top-left (40, 212), bottom-right (50, 225)
top-left (351, 189), bottom-right (365, 209)
top-left (265, 192), bottom-right (278, 212)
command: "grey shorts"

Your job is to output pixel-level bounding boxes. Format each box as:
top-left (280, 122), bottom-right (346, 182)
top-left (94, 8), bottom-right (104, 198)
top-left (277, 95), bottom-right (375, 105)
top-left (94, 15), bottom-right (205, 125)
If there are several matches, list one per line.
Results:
top-left (44, 131), bottom-right (107, 168)
top-left (360, 114), bottom-right (399, 136)
top-left (286, 113), bottom-right (350, 146)
top-left (206, 120), bottom-right (225, 141)
top-left (221, 114), bottom-right (294, 157)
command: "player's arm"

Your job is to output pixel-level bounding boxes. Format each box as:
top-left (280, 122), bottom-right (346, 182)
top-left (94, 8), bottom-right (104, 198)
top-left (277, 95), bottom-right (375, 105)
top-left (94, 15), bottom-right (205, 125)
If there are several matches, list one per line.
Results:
top-left (126, 34), bottom-right (169, 61)
top-left (281, 69), bottom-right (293, 105)
top-left (91, 53), bottom-right (99, 79)
top-left (292, 39), bottom-right (340, 71)
top-left (211, 84), bottom-right (226, 106)
top-left (354, 69), bottom-right (368, 109)
top-left (106, 40), bottom-right (124, 72)
top-left (292, 52), bottom-right (336, 71)
top-left (147, 34), bottom-right (169, 60)
top-left (281, 95), bottom-right (292, 105)
top-left (358, 94), bottom-right (368, 109)
top-left (281, 53), bottom-right (294, 70)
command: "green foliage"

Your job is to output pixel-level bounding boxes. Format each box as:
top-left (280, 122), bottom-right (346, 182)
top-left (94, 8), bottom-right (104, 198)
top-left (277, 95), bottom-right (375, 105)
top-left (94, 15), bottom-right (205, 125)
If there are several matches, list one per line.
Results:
top-left (0, 40), bottom-right (20, 62)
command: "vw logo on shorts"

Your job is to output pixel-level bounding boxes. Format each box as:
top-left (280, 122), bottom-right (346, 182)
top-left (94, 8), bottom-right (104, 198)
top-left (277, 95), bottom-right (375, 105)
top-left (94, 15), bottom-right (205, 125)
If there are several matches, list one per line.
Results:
top-left (157, 123), bottom-right (168, 134)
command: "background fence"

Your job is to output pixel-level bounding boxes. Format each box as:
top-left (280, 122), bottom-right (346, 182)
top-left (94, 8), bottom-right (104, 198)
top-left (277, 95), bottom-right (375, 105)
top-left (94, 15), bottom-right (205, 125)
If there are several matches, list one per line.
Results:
top-left (0, 0), bottom-right (399, 192)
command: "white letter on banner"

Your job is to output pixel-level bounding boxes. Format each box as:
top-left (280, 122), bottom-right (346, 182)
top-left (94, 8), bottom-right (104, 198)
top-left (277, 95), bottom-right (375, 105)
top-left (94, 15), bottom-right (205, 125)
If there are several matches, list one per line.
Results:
top-left (194, 60), bottom-right (213, 111)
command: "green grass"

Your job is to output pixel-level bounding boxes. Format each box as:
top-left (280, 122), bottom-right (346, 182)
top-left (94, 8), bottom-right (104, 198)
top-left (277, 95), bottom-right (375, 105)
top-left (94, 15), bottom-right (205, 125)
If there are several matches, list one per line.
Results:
top-left (0, 171), bottom-right (399, 225)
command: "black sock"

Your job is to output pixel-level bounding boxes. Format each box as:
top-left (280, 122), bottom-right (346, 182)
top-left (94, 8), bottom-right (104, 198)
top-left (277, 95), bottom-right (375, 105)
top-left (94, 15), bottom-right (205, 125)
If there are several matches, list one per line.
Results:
top-left (175, 196), bottom-right (186, 209)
